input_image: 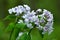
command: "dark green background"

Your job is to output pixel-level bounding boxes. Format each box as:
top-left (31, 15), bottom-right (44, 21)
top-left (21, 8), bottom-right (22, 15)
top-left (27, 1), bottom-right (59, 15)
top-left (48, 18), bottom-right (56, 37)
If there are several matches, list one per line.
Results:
top-left (0, 0), bottom-right (60, 40)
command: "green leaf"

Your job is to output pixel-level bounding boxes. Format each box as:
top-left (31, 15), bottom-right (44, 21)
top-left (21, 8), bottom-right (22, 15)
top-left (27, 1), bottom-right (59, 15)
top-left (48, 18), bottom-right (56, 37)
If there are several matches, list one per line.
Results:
top-left (6, 23), bottom-right (15, 32)
top-left (4, 15), bottom-right (16, 21)
top-left (10, 28), bottom-right (20, 40)
top-left (39, 30), bottom-right (44, 38)
top-left (43, 32), bottom-right (48, 40)
top-left (15, 23), bottom-right (26, 30)
top-left (30, 28), bottom-right (43, 40)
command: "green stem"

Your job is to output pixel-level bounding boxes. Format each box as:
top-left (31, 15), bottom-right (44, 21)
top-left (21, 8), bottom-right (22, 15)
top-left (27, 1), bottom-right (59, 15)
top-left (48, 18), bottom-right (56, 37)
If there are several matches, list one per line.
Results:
top-left (28, 26), bottom-right (36, 36)
top-left (28, 29), bottom-right (33, 40)
top-left (28, 28), bottom-right (33, 35)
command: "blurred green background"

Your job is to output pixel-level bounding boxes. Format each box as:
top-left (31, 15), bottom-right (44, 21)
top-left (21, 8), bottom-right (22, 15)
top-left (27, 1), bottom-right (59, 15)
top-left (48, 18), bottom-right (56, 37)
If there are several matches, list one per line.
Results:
top-left (0, 0), bottom-right (60, 40)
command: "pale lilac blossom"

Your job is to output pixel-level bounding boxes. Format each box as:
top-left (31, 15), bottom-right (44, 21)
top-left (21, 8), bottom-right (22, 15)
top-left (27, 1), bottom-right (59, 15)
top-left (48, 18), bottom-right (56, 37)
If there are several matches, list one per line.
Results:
top-left (8, 5), bottom-right (54, 35)
top-left (43, 9), bottom-right (53, 22)
top-left (26, 23), bottom-right (33, 29)
top-left (24, 5), bottom-right (30, 11)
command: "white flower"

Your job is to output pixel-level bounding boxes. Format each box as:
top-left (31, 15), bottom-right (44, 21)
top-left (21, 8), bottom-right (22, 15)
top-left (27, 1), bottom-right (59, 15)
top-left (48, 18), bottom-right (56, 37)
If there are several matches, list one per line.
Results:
top-left (16, 32), bottom-right (23, 40)
top-left (18, 20), bottom-right (23, 23)
top-left (36, 25), bottom-right (43, 30)
top-left (12, 7), bottom-right (16, 13)
top-left (14, 7), bottom-right (19, 13)
top-left (19, 32), bottom-right (23, 36)
top-left (24, 5), bottom-right (30, 11)
top-left (48, 29), bottom-right (53, 35)
top-left (8, 9), bottom-right (13, 14)
top-left (42, 27), bottom-right (47, 34)
top-left (24, 19), bottom-right (29, 24)
top-left (22, 10), bottom-right (36, 23)
top-left (18, 9), bottom-right (23, 14)
top-left (22, 14), bottom-right (28, 18)
top-left (12, 7), bottom-right (20, 16)
top-left (40, 18), bottom-right (45, 23)
top-left (47, 22), bottom-right (54, 35)
top-left (31, 10), bottom-right (36, 15)
top-left (34, 19), bottom-right (40, 26)
top-left (27, 23), bottom-right (33, 29)
top-left (36, 9), bottom-right (42, 13)
top-left (42, 21), bottom-right (54, 34)
top-left (43, 9), bottom-right (53, 22)
top-left (47, 14), bottom-right (53, 22)
top-left (18, 5), bottom-right (25, 13)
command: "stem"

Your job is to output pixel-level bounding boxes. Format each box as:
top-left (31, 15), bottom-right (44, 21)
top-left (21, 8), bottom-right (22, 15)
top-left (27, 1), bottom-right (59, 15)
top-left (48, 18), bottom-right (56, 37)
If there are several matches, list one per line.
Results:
top-left (28, 28), bottom-right (33, 35)
top-left (28, 26), bottom-right (36, 36)
top-left (28, 29), bottom-right (32, 40)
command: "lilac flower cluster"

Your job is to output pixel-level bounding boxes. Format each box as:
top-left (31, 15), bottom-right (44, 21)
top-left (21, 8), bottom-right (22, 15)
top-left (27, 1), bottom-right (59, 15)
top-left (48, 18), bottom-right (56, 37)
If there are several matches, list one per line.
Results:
top-left (8, 5), bottom-right (54, 35)
top-left (8, 5), bottom-right (30, 16)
